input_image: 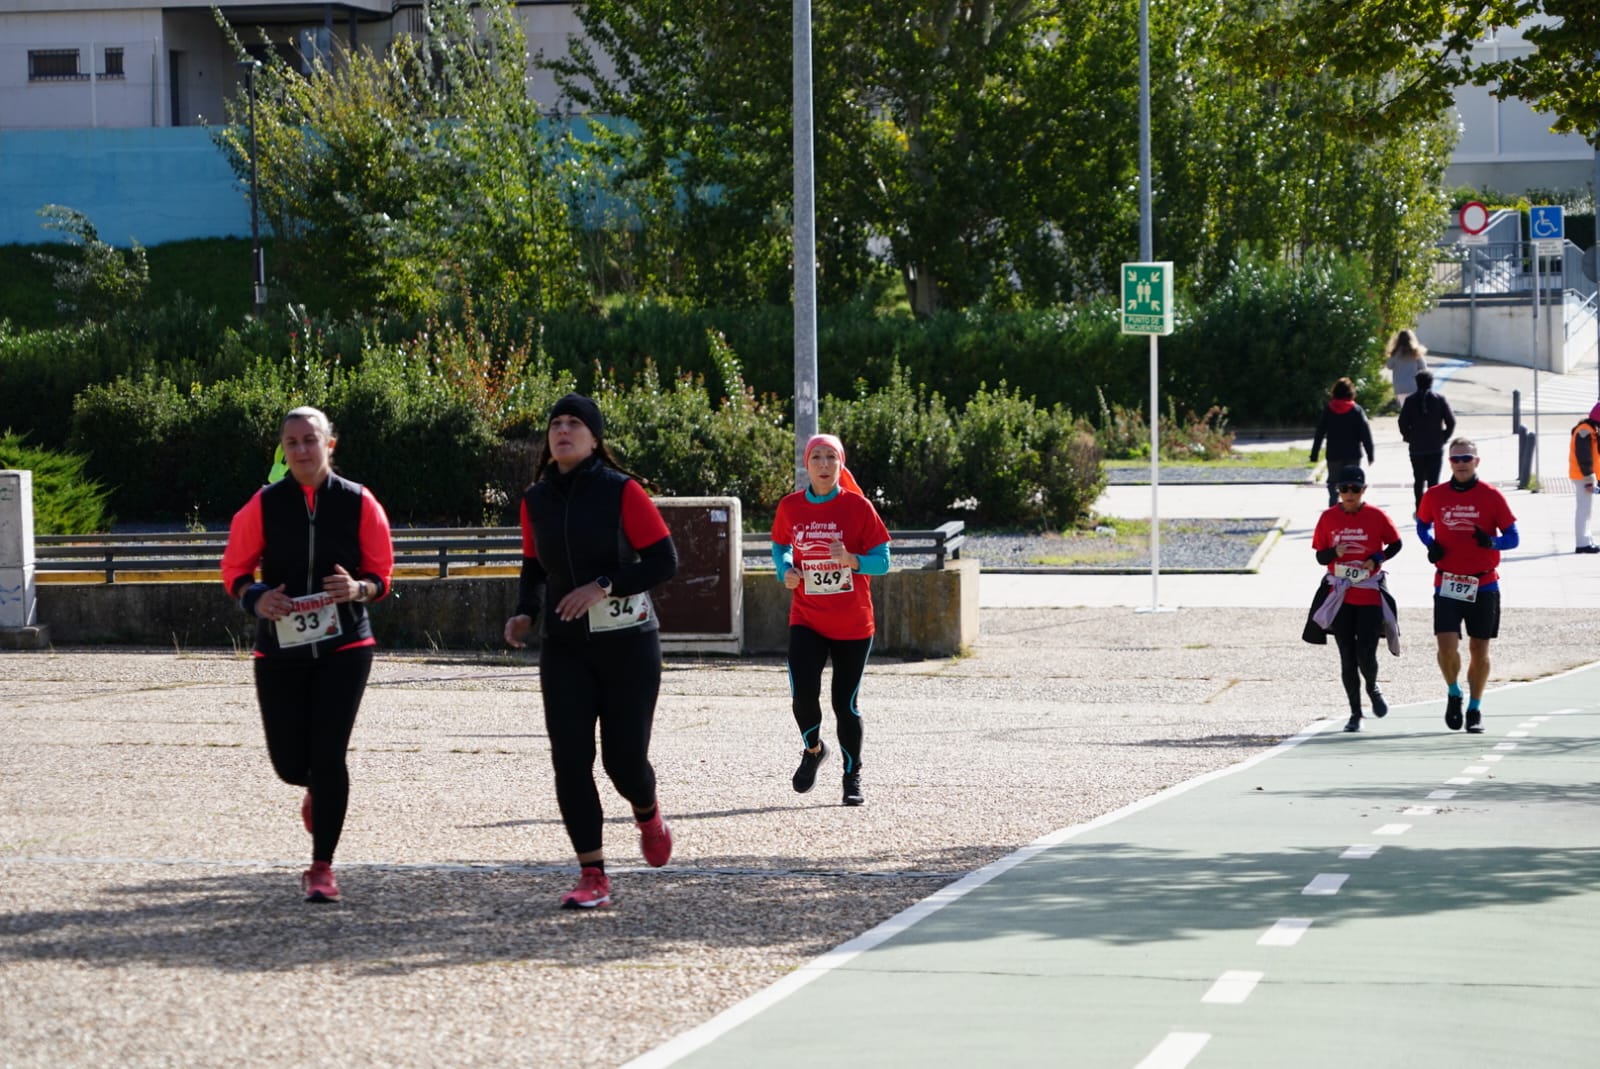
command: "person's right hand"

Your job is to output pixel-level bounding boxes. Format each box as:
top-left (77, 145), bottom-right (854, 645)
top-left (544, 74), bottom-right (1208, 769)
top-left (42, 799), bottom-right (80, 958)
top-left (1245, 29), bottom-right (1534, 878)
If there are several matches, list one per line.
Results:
top-left (504, 614), bottom-right (533, 648)
top-left (784, 569), bottom-right (802, 591)
top-left (1427, 542), bottom-right (1447, 564)
top-left (253, 583), bottom-right (291, 620)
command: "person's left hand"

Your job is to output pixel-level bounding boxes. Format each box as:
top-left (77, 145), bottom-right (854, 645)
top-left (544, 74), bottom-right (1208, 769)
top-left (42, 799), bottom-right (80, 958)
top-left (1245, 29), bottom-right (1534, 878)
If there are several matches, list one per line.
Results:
top-left (827, 540), bottom-right (856, 568)
top-left (556, 581), bottom-right (609, 621)
top-left (327, 563), bottom-right (364, 603)
top-left (1472, 527), bottom-right (1495, 548)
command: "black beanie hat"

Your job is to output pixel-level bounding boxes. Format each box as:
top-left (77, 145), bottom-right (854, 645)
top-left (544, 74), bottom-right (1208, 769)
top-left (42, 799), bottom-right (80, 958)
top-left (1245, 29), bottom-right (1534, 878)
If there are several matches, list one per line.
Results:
top-left (548, 393), bottom-right (605, 439)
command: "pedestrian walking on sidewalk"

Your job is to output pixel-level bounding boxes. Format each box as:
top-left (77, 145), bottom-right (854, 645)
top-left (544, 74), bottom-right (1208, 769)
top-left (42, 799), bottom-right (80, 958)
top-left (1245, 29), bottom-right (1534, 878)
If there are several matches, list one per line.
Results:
top-left (503, 394), bottom-right (679, 910)
top-left (1309, 466), bottom-right (1402, 732)
top-left (771, 434), bottom-right (891, 807)
top-left (221, 405), bottom-right (395, 904)
top-left (1385, 329), bottom-right (1429, 409)
top-left (1310, 377), bottom-right (1375, 507)
top-left (1416, 438), bottom-right (1519, 734)
top-left (1568, 402), bottom-right (1600, 553)
top-left (1397, 370), bottom-right (1456, 513)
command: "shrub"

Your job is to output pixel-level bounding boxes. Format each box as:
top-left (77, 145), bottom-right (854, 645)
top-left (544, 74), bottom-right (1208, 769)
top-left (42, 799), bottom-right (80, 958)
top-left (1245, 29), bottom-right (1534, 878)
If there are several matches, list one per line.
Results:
top-left (0, 431), bottom-right (113, 534)
top-left (951, 384), bottom-right (1105, 529)
top-left (822, 362), bottom-right (958, 526)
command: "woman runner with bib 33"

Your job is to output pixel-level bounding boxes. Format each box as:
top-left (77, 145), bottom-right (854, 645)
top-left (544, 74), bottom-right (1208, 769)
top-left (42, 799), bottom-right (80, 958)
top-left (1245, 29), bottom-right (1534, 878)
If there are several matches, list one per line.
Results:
top-left (221, 406), bottom-right (394, 904)
top-left (771, 434), bottom-right (891, 806)
top-left (503, 394), bottom-right (678, 910)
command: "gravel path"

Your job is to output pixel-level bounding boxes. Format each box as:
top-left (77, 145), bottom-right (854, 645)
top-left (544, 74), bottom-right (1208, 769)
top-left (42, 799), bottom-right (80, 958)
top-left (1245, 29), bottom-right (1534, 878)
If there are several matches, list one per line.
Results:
top-left (3, 607), bottom-right (1594, 1068)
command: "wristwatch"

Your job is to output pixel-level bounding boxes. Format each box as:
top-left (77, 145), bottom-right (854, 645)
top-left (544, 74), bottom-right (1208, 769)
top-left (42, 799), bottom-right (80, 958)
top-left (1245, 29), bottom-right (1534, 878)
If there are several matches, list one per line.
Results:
top-left (595, 576), bottom-right (612, 594)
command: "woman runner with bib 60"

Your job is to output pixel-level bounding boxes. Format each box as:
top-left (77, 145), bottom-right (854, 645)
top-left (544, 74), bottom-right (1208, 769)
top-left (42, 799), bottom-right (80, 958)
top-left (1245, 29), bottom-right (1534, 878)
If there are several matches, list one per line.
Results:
top-left (503, 394), bottom-right (678, 910)
top-left (772, 434), bottom-right (891, 806)
top-left (221, 406), bottom-right (395, 904)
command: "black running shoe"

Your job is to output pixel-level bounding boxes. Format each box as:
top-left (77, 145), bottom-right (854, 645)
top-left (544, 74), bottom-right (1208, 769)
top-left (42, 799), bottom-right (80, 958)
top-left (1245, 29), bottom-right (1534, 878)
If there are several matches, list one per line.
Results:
top-left (1444, 694), bottom-right (1464, 731)
top-left (1465, 708), bottom-right (1484, 733)
top-left (1368, 688), bottom-right (1388, 719)
top-left (842, 771), bottom-right (864, 806)
top-left (1343, 715), bottom-right (1362, 733)
top-left (792, 742), bottom-right (828, 793)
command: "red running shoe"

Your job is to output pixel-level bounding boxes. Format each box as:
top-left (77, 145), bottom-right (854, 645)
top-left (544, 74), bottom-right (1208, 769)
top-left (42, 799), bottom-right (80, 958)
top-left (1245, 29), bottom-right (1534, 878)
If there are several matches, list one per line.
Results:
top-left (300, 790), bottom-right (313, 834)
top-left (637, 811), bottom-right (673, 868)
top-left (301, 861), bottom-right (340, 903)
top-left (560, 866), bottom-right (611, 910)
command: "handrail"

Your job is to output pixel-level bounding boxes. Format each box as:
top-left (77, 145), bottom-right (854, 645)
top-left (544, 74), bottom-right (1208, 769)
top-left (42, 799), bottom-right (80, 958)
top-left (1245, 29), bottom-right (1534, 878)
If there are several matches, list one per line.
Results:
top-left (34, 520), bottom-right (965, 582)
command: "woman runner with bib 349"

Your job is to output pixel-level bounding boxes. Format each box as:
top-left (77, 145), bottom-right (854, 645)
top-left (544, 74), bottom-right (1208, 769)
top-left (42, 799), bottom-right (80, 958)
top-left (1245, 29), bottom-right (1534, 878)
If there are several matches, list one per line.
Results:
top-left (771, 434), bottom-right (891, 806)
top-left (503, 394), bottom-right (678, 910)
top-left (221, 406), bottom-right (394, 904)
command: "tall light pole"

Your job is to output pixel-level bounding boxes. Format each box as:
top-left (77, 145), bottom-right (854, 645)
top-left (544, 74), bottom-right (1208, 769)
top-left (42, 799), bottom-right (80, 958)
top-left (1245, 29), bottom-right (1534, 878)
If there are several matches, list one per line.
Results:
top-left (792, 0), bottom-right (818, 489)
top-left (238, 59), bottom-right (266, 319)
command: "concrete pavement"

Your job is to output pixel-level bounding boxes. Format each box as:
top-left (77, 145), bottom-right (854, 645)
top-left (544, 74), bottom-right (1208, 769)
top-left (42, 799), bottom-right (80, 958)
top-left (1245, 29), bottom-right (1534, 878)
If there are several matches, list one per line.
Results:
top-left (982, 357), bottom-right (1600, 611)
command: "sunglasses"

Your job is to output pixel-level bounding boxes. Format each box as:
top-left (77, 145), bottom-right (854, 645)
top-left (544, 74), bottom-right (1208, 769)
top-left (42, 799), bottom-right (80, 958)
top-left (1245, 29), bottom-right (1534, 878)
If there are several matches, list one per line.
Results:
top-left (1449, 454), bottom-right (1477, 463)
top-left (1336, 484), bottom-right (1364, 494)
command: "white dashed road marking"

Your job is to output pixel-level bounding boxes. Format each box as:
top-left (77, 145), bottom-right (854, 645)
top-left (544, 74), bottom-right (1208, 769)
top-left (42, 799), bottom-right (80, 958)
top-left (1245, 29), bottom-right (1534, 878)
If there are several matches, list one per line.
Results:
top-left (1374, 823), bottom-right (1412, 835)
top-left (1134, 1032), bottom-right (1211, 1069)
top-left (1258, 919), bottom-right (1314, 946)
top-left (1302, 873), bottom-right (1349, 895)
top-left (1401, 805), bottom-right (1439, 816)
top-left (1340, 844), bottom-right (1381, 859)
top-left (1202, 971), bottom-right (1264, 1005)
top-left (1427, 789), bottom-right (1456, 800)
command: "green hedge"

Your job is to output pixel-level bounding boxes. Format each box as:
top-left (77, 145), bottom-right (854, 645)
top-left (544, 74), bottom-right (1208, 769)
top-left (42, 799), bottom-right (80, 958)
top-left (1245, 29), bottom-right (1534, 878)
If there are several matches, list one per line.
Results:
top-left (0, 431), bottom-right (113, 534)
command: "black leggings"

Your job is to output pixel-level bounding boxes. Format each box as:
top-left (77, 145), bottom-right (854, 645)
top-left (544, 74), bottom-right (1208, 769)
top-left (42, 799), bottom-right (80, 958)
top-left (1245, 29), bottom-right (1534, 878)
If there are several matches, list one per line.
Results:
top-left (539, 629), bottom-right (662, 857)
top-left (1409, 453), bottom-right (1443, 510)
top-left (1330, 602), bottom-right (1382, 714)
top-left (788, 625), bottom-right (872, 773)
top-left (253, 647), bottom-right (373, 863)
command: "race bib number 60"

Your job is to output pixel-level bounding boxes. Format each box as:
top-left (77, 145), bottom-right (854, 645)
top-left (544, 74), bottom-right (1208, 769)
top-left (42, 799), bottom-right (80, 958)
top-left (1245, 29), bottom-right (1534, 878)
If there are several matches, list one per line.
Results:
top-left (274, 591), bottom-right (342, 648)
top-left (802, 559), bottom-right (854, 595)
top-left (1333, 562), bottom-right (1368, 583)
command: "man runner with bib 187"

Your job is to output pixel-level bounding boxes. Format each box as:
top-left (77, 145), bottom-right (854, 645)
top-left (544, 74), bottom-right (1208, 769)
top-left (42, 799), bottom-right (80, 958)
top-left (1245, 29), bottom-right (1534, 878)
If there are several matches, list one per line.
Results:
top-left (1415, 438), bottom-right (1518, 734)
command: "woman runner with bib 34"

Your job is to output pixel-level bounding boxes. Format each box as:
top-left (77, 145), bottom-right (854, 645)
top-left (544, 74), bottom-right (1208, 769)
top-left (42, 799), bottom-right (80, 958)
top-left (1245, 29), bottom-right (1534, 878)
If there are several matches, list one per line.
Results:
top-left (771, 434), bottom-right (891, 806)
top-left (221, 406), bottom-right (394, 904)
top-left (503, 394), bottom-right (678, 910)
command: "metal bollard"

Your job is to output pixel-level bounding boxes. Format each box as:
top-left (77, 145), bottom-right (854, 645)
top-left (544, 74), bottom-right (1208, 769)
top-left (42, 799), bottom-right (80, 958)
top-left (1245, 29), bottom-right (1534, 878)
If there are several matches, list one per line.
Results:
top-left (1512, 389), bottom-right (1535, 489)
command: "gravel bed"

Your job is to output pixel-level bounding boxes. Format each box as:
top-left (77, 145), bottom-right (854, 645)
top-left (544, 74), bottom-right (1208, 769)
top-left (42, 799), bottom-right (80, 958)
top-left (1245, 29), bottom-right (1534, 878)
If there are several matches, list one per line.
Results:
top-left (1105, 465), bottom-right (1315, 484)
top-left (955, 519), bottom-right (1282, 572)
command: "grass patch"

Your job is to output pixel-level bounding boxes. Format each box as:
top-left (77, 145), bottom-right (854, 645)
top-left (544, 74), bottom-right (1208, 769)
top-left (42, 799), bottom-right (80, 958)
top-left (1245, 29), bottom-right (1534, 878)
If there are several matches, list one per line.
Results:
top-left (1026, 517), bottom-right (1242, 567)
top-left (1105, 447), bottom-right (1310, 470)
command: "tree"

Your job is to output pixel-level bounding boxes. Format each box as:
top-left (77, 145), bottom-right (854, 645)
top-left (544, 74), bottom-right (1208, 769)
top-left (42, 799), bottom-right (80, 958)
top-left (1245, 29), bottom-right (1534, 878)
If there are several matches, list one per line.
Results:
top-left (213, 0), bottom-right (588, 319)
top-left (1233, 1), bottom-right (1600, 148)
top-left (32, 205), bottom-right (150, 323)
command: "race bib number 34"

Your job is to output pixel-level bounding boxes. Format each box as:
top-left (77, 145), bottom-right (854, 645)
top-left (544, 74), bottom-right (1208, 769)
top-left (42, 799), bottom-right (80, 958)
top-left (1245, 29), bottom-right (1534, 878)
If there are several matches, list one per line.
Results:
top-left (274, 591), bottom-right (343, 648)
top-left (802, 560), bottom-right (854, 595)
top-left (1439, 571), bottom-right (1479, 603)
top-left (588, 591), bottom-right (655, 633)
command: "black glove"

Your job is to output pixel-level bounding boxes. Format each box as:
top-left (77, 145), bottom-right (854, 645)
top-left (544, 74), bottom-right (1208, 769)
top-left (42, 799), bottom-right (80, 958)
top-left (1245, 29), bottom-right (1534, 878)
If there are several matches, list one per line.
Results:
top-left (1473, 527), bottom-right (1495, 549)
top-left (1427, 541), bottom-right (1447, 564)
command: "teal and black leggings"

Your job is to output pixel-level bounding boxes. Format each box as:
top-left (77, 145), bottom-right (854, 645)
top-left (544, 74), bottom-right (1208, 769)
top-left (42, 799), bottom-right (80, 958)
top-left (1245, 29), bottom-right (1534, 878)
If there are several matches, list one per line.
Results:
top-left (788, 625), bottom-right (871, 773)
top-left (253, 647), bottom-right (373, 863)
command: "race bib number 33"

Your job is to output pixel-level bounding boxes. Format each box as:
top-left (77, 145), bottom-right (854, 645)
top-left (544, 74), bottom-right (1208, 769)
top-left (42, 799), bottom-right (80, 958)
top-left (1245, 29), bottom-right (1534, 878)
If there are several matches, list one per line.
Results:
top-left (274, 591), bottom-right (342, 648)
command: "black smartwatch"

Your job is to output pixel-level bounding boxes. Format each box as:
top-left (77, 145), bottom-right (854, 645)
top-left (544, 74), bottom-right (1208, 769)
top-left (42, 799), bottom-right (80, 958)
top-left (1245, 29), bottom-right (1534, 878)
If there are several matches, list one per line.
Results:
top-left (595, 576), bottom-right (612, 594)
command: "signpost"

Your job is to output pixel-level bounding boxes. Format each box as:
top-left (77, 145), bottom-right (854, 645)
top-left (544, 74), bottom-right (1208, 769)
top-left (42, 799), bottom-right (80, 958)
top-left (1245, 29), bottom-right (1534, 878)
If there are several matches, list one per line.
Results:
top-left (1121, 262), bottom-right (1174, 614)
top-left (1528, 206), bottom-right (1564, 489)
top-left (1458, 200), bottom-right (1489, 245)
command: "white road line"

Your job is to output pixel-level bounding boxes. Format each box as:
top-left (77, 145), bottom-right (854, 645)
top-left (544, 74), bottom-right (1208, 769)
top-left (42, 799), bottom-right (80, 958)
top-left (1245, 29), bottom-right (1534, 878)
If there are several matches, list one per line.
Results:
top-left (1302, 873), bottom-right (1349, 895)
top-left (1340, 844), bottom-right (1381, 859)
top-left (1258, 918), bottom-right (1314, 946)
top-left (1480, 754), bottom-right (1505, 762)
top-left (1374, 823), bottom-right (1412, 835)
top-left (1134, 1032), bottom-right (1211, 1069)
top-left (1494, 742), bottom-right (1518, 750)
top-left (1427, 789), bottom-right (1457, 800)
top-left (1530, 715), bottom-right (1552, 721)
top-left (1507, 731), bottom-right (1531, 738)
top-left (1445, 777), bottom-right (1475, 786)
top-left (1546, 708), bottom-right (1580, 716)
top-left (1202, 971), bottom-right (1264, 1004)
top-left (1402, 805), bottom-right (1439, 815)
top-left (1517, 722), bottom-right (1539, 729)
top-left (1464, 765), bottom-right (1491, 774)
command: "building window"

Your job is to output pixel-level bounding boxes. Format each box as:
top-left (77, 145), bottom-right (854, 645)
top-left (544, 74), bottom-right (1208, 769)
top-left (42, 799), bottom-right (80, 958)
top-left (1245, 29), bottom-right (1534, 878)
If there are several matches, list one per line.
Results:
top-left (28, 49), bottom-right (84, 81)
top-left (103, 47), bottom-right (124, 78)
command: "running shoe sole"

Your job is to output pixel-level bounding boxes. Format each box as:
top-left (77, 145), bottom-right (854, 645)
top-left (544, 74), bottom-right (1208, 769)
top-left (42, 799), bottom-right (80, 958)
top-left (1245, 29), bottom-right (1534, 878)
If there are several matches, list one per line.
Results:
top-left (1444, 694), bottom-right (1464, 731)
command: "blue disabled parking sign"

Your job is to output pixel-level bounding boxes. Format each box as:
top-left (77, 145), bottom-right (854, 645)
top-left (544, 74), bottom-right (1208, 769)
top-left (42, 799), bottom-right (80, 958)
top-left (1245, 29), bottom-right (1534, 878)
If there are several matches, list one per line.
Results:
top-left (1530, 205), bottom-right (1564, 242)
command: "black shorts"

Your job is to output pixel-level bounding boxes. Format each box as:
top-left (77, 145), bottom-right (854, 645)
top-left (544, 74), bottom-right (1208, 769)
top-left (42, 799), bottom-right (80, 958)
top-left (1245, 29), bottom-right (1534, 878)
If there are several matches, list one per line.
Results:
top-left (1433, 587), bottom-right (1501, 640)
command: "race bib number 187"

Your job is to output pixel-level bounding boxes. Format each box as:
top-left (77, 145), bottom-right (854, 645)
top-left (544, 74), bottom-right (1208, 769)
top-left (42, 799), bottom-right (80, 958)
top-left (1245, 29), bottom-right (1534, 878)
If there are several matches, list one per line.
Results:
top-left (1439, 572), bottom-right (1479, 603)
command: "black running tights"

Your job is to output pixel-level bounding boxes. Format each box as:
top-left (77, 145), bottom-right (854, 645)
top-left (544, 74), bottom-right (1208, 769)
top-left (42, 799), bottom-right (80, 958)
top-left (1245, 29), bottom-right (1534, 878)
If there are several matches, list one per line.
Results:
top-left (1410, 453), bottom-right (1443, 510)
top-left (253, 647), bottom-right (373, 863)
top-left (1330, 602), bottom-right (1382, 714)
top-left (539, 630), bottom-right (662, 857)
top-left (788, 625), bottom-right (871, 774)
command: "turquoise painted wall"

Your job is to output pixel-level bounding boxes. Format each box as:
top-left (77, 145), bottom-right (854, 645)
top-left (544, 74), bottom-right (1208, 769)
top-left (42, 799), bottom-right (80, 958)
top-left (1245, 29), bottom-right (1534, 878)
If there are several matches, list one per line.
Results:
top-left (0, 127), bottom-right (248, 247)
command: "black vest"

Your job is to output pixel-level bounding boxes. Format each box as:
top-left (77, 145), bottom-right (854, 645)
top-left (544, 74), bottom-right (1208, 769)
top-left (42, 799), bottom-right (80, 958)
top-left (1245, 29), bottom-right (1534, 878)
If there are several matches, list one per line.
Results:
top-left (254, 472), bottom-right (374, 657)
top-left (522, 456), bottom-right (652, 641)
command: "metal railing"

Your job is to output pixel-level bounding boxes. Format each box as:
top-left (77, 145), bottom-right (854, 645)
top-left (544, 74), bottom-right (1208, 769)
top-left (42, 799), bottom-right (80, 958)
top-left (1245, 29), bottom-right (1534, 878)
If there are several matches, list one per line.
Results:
top-left (35, 520), bottom-right (965, 582)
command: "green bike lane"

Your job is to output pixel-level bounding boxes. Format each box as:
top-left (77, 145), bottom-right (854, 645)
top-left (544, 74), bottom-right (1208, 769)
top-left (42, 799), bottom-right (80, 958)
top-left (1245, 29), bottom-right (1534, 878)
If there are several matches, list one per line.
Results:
top-left (630, 666), bottom-right (1600, 1069)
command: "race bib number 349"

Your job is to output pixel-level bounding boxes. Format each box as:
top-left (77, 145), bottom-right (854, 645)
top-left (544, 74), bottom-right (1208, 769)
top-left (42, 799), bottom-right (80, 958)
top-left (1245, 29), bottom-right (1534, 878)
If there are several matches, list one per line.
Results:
top-left (802, 560), bottom-right (853, 595)
top-left (274, 591), bottom-right (343, 648)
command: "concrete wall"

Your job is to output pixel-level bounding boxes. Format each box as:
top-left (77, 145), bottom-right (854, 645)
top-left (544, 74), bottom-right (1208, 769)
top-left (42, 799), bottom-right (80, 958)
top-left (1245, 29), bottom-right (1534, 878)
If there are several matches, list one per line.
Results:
top-left (1417, 295), bottom-right (1584, 372)
top-left (35, 561), bottom-right (980, 658)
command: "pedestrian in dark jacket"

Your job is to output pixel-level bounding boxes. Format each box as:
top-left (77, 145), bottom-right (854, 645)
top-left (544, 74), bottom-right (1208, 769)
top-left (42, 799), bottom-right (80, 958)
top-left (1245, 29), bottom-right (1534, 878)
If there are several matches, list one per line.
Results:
top-left (1310, 377), bottom-right (1376, 507)
top-left (1397, 370), bottom-right (1457, 512)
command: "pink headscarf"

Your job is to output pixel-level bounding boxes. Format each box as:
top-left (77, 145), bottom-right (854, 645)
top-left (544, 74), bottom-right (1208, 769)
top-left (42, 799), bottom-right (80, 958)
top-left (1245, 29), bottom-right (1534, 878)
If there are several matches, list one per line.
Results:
top-left (804, 433), bottom-right (865, 497)
top-left (1589, 401), bottom-right (1600, 423)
